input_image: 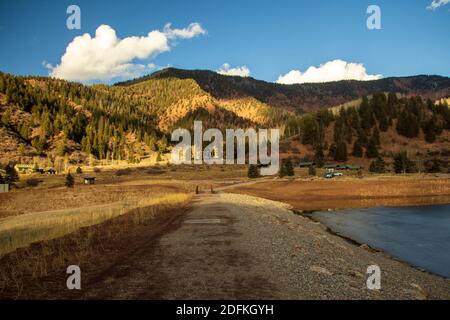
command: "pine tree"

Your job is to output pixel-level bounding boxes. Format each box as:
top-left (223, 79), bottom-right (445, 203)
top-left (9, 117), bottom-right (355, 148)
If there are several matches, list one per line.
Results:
top-left (278, 163), bottom-right (287, 178)
top-left (65, 172), bottom-right (75, 188)
top-left (369, 157), bottom-right (386, 173)
top-left (334, 141), bottom-right (348, 162)
top-left (314, 145), bottom-right (325, 168)
top-left (248, 164), bottom-right (260, 178)
top-left (372, 127), bottom-right (380, 146)
top-left (285, 158), bottom-right (295, 176)
top-left (352, 140), bottom-right (363, 157)
top-left (4, 165), bottom-right (18, 183)
top-left (366, 136), bottom-right (379, 158)
top-left (393, 152), bottom-right (416, 174)
top-left (379, 113), bottom-right (389, 132)
top-left (426, 159), bottom-right (441, 173)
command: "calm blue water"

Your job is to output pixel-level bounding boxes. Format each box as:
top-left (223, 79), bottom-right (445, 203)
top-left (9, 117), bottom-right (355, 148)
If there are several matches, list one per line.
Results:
top-left (311, 204), bottom-right (450, 278)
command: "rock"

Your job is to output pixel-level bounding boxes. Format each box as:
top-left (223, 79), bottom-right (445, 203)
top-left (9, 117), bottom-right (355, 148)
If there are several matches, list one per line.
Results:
top-left (310, 265), bottom-right (333, 276)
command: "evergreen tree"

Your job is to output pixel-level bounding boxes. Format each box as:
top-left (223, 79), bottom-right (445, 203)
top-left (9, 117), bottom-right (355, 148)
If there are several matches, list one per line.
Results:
top-left (285, 158), bottom-right (295, 177)
top-left (352, 140), bottom-right (363, 158)
top-left (76, 167), bottom-right (83, 174)
top-left (366, 136), bottom-right (379, 158)
top-left (379, 113), bottom-right (389, 132)
top-left (334, 141), bottom-right (348, 162)
top-left (314, 145), bottom-right (325, 168)
top-left (65, 172), bottom-right (75, 188)
top-left (392, 152), bottom-right (417, 174)
top-left (4, 165), bottom-right (18, 184)
top-left (372, 127), bottom-right (381, 146)
top-left (369, 157), bottom-right (386, 173)
top-left (278, 163), bottom-right (287, 178)
top-left (426, 159), bottom-right (441, 173)
top-left (247, 164), bottom-right (260, 178)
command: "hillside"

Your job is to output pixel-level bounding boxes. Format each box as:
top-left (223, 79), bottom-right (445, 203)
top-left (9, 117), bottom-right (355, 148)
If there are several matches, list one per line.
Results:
top-left (118, 68), bottom-right (450, 113)
top-left (1, 70), bottom-right (450, 173)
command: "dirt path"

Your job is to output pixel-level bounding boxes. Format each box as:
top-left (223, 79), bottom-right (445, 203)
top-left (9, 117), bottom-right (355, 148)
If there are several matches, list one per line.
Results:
top-left (79, 192), bottom-right (449, 299)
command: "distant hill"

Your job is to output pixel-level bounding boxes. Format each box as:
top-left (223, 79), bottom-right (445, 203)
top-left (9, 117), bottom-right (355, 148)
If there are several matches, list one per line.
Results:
top-left (1, 69), bottom-right (449, 171)
top-left (117, 68), bottom-right (450, 113)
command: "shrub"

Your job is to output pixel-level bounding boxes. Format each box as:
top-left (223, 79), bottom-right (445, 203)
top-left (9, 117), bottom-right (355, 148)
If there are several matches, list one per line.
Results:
top-left (76, 167), bottom-right (83, 174)
top-left (308, 165), bottom-right (317, 176)
top-left (25, 178), bottom-right (42, 187)
top-left (115, 168), bottom-right (132, 176)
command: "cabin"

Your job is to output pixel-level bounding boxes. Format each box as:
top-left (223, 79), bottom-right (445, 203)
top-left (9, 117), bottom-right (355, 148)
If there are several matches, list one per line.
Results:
top-left (299, 161), bottom-right (315, 168)
top-left (346, 165), bottom-right (362, 171)
top-left (83, 176), bottom-right (96, 185)
top-left (14, 164), bottom-right (34, 174)
top-left (324, 164), bottom-right (338, 173)
top-left (0, 184), bottom-right (9, 193)
top-left (336, 164), bottom-right (363, 171)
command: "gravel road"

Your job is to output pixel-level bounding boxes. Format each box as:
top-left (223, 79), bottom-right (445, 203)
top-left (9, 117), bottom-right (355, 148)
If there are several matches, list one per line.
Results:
top-left (82, 192), bottom-right (450, 299)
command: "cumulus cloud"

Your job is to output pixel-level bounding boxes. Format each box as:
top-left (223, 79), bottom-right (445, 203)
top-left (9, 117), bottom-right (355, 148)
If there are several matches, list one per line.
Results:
top-left (216, 63), bottom-right (251, 77)
top-left (427, 0), bottom-right (450, 10)
top-left (276, 59), bottom-right (382, 85)
top-left (46, 23), bottom-right (206, 82)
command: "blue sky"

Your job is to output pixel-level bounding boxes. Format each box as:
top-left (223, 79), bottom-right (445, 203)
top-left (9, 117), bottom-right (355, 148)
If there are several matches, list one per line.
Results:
top-left (0, 0), bottom-right (449, 84)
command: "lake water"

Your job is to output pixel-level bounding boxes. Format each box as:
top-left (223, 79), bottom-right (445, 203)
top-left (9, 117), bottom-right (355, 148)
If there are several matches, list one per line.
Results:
top-left (311, 204), bottom-right (450, 278)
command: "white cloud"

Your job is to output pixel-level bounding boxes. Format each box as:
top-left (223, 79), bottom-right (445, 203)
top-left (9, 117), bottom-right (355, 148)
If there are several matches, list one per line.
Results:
top-left (163, 23), bottom-right (207, 39)
top-left (276, 59), bottom-right (382, 85)
top-left (427, 0), bottom-right (450, 10)
top-left (47, 23), bottom-right (206, 82)
top-left (216, 63), bottom-right (251, 77)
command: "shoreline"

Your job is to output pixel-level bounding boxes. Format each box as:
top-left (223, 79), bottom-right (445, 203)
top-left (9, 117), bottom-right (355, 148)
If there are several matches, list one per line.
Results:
top-left (295, 209), bottom-right (449, 281)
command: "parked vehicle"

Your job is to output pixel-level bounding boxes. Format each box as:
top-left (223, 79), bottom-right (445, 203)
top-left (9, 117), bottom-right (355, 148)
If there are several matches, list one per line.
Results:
top-left (324, 172), bottom-right (344, 179)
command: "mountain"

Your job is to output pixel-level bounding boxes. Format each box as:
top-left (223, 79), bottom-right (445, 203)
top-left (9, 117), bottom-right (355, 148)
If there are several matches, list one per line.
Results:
top-left (117, 68), bottom-right (450, 113)
top-left (1, 69), bottom-right (449, 172)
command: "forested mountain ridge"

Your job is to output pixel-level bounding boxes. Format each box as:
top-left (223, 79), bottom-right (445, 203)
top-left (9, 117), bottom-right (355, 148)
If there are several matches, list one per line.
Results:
top-left (1, 69), bottom-right (449, 173)
top-left (0, 72), bottom-right (279, 167)
top-left (118, 68), bottom-right (450, 113)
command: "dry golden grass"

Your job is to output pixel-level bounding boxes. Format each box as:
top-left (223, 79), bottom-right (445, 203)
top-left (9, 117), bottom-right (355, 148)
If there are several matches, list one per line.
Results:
top-left (0, 193), bottom-right (191, 298)
top-left (228, 175), bottom-right (450, 211)
top-left (0, 182), bottom-right (188, 217)
top-left (0, 193), bottom-right (190, 255)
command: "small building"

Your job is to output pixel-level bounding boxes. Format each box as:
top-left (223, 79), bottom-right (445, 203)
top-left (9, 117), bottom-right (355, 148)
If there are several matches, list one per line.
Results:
top-left (299, 161), bottom-right (315, 168)
top-left (83, 176), bottom-right (96, 185)
top-left (0, 184), bottom-right (9, 193)
top-left (324, 164), bottom-right (338, 173)
top-left (336, 164), bottom-right (363, 171)
top-left (346, 165), bottom-right (362, 171)
top-left (14, 164), bottom-right (34, 174)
